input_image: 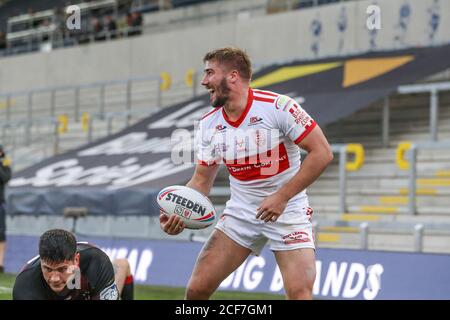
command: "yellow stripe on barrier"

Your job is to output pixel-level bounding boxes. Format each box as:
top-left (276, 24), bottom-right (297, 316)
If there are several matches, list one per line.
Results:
top-left (341, 214), bottom-right (381, 221)
top-left (396, 141), bottom-right (412, 170)
top-left (0, 99), bottom-right (16, 109)
top-left (160, 72), bottom-right (172, 91)
top-left (320, 226), bottom-right (359, 233)
top-left (358, 206), bottom-right (398, 214)
top-left (379, 196), bottom-right (408, 205)
top-left (346, 143), bottom-right (365, 171)
top-left (417, 178), bottom-right (450, 186)
top-left (399, 188), bottom-right (437, 195)
top-left (435, 170), bottom-right (450, 178)
top-left (81, 112), bottom-right (90, 132)
top-left (185, 68), bottom-right (196, 87)
top-left (57, 114), bottom-right (68, 134)
top-left (317, 233), bottom-right (341, 243)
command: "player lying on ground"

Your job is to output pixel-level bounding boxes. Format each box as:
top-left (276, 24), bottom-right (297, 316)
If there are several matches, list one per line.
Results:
top-left (12, 229), bottom-right (134, 300)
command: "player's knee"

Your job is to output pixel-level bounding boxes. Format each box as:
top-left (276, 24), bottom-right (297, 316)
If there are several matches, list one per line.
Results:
top-left (185, 282), bottom-right (214, 300)
top-left (286, 269), bottom-right (315, 300)
top-left (286, 285), bottom-right (313, 300)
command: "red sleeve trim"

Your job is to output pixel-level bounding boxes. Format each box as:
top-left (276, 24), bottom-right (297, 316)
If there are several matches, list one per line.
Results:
top-left (252, 89), bottom-right (278, 97)
top-left (254, 96), bottom-right (275, 103)
top-left (294, 121), bottom-right (317, 144)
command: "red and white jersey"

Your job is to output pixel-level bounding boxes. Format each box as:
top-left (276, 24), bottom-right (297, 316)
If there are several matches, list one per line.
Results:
top-left (196, 88), bottom-right (316, 222)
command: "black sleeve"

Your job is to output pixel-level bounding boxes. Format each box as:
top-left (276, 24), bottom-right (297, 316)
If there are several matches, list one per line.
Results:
top-left (0, 164), bottom-right (11, 184)
top-left (85, 248), bottom-right (118, 300)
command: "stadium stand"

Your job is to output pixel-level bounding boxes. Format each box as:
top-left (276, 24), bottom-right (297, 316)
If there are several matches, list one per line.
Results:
top-left (4, 56), bottom-right (450, 254)
top-left (0, 0), bottom-right (347, 57)
top-left (209, 88), bottom-right (450, 253)
top-left (1, 0), bottom-right (450, 300)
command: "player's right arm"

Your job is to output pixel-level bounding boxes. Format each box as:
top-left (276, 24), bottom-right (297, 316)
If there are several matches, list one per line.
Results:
top-left (186, 163), bottom-right (220, 196)
top-left (161, 115), bottom-right (220, 235)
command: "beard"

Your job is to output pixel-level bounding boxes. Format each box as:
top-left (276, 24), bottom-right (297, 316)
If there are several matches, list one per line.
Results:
top-left (211, 78), bottom-right (231, 108)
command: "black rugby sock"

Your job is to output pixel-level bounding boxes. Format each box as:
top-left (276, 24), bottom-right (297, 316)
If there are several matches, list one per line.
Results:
top-left (121, 275), bottom-right (134, 300)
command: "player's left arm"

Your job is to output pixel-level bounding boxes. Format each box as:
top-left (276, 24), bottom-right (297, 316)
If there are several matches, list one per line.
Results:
top-left (88, 248), bottom-right (120, 300)
top-left (257, 125), bottom-right (333, 222)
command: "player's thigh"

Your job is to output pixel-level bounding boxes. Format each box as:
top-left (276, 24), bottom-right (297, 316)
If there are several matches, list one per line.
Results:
top-left (189, 229), bottom-right (251, 289)
top-left (274, 248), bottom-right (316, 298)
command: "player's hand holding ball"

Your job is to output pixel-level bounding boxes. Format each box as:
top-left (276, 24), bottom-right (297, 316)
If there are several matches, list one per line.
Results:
top-left (159, 212), bottom-right (186, 235)
top-left (157, 185), bottom-right (216, 235)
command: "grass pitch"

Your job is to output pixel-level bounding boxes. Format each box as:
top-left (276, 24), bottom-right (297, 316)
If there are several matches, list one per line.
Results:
top-left (0, 273), bottom-right (284, 300)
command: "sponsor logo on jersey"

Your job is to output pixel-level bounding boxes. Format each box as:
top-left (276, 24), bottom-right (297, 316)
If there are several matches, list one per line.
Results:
top-left (100, 283), bottom-right (119, 300)
top-left (225, 143), bottom-right (290, 181)
top-left (289, 103), bottom-right (313, 127)
top-left (215, 124), bottom-right (227, 132)
top-left (248, 116), bottom-right (263, 125)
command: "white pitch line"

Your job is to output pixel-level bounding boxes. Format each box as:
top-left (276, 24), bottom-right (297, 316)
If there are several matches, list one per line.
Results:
top-left (0, 286), bottom-right (12, 294)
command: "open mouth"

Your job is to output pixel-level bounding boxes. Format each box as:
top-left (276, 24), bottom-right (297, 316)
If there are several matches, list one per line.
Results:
top-left (208, 89), bottom-right (216, 101)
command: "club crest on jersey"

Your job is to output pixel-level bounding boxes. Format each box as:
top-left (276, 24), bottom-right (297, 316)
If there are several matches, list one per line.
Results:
top-left (235, 139), bottom-right (247, 152)
top-left (214, 142), bottom-right (228, 153)
top-left (253, 130), bottom-right (266, 147)
top-left (248, 116), bottom-right (263, 125)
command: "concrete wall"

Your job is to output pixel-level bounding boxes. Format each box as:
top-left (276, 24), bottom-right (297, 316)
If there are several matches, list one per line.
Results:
top-left (0, 0), bottom-right (449, 93)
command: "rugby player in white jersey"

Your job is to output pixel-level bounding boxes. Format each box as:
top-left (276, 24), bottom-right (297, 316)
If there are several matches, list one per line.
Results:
top-left (160, 47), bottom-right (333, 300)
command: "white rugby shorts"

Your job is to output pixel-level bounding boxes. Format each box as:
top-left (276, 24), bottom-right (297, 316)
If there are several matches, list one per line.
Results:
top-left (215, 207), bottom-right (315, 256)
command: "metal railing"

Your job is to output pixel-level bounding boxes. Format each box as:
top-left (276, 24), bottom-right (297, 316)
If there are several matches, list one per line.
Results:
top-left (399, 140), bottom-right (450, 215)
top-left (330, 143), bottom-right (365, 213)
top-left (195, 218), bottom-right (434, 253)
top-left (210, 143), bottom-right (365, 215)
top-left (86, 107), bottom-right (162, 143)
top-left (330, 221), bottom-right (428, 252)
top-left (396, 81), bottom-right (450, 143)
top-left (0, 68), bottom-right (203, 170)
top-left (0, 106), bottom-right (165, 170)
top-left (0, 74), bottom-right (165, 122)
top-left (0, 116), bottom-right (60, 166)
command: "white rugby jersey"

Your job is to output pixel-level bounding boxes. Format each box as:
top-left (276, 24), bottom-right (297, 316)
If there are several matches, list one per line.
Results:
top-left (196, 88), bottom-right (316, 222)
